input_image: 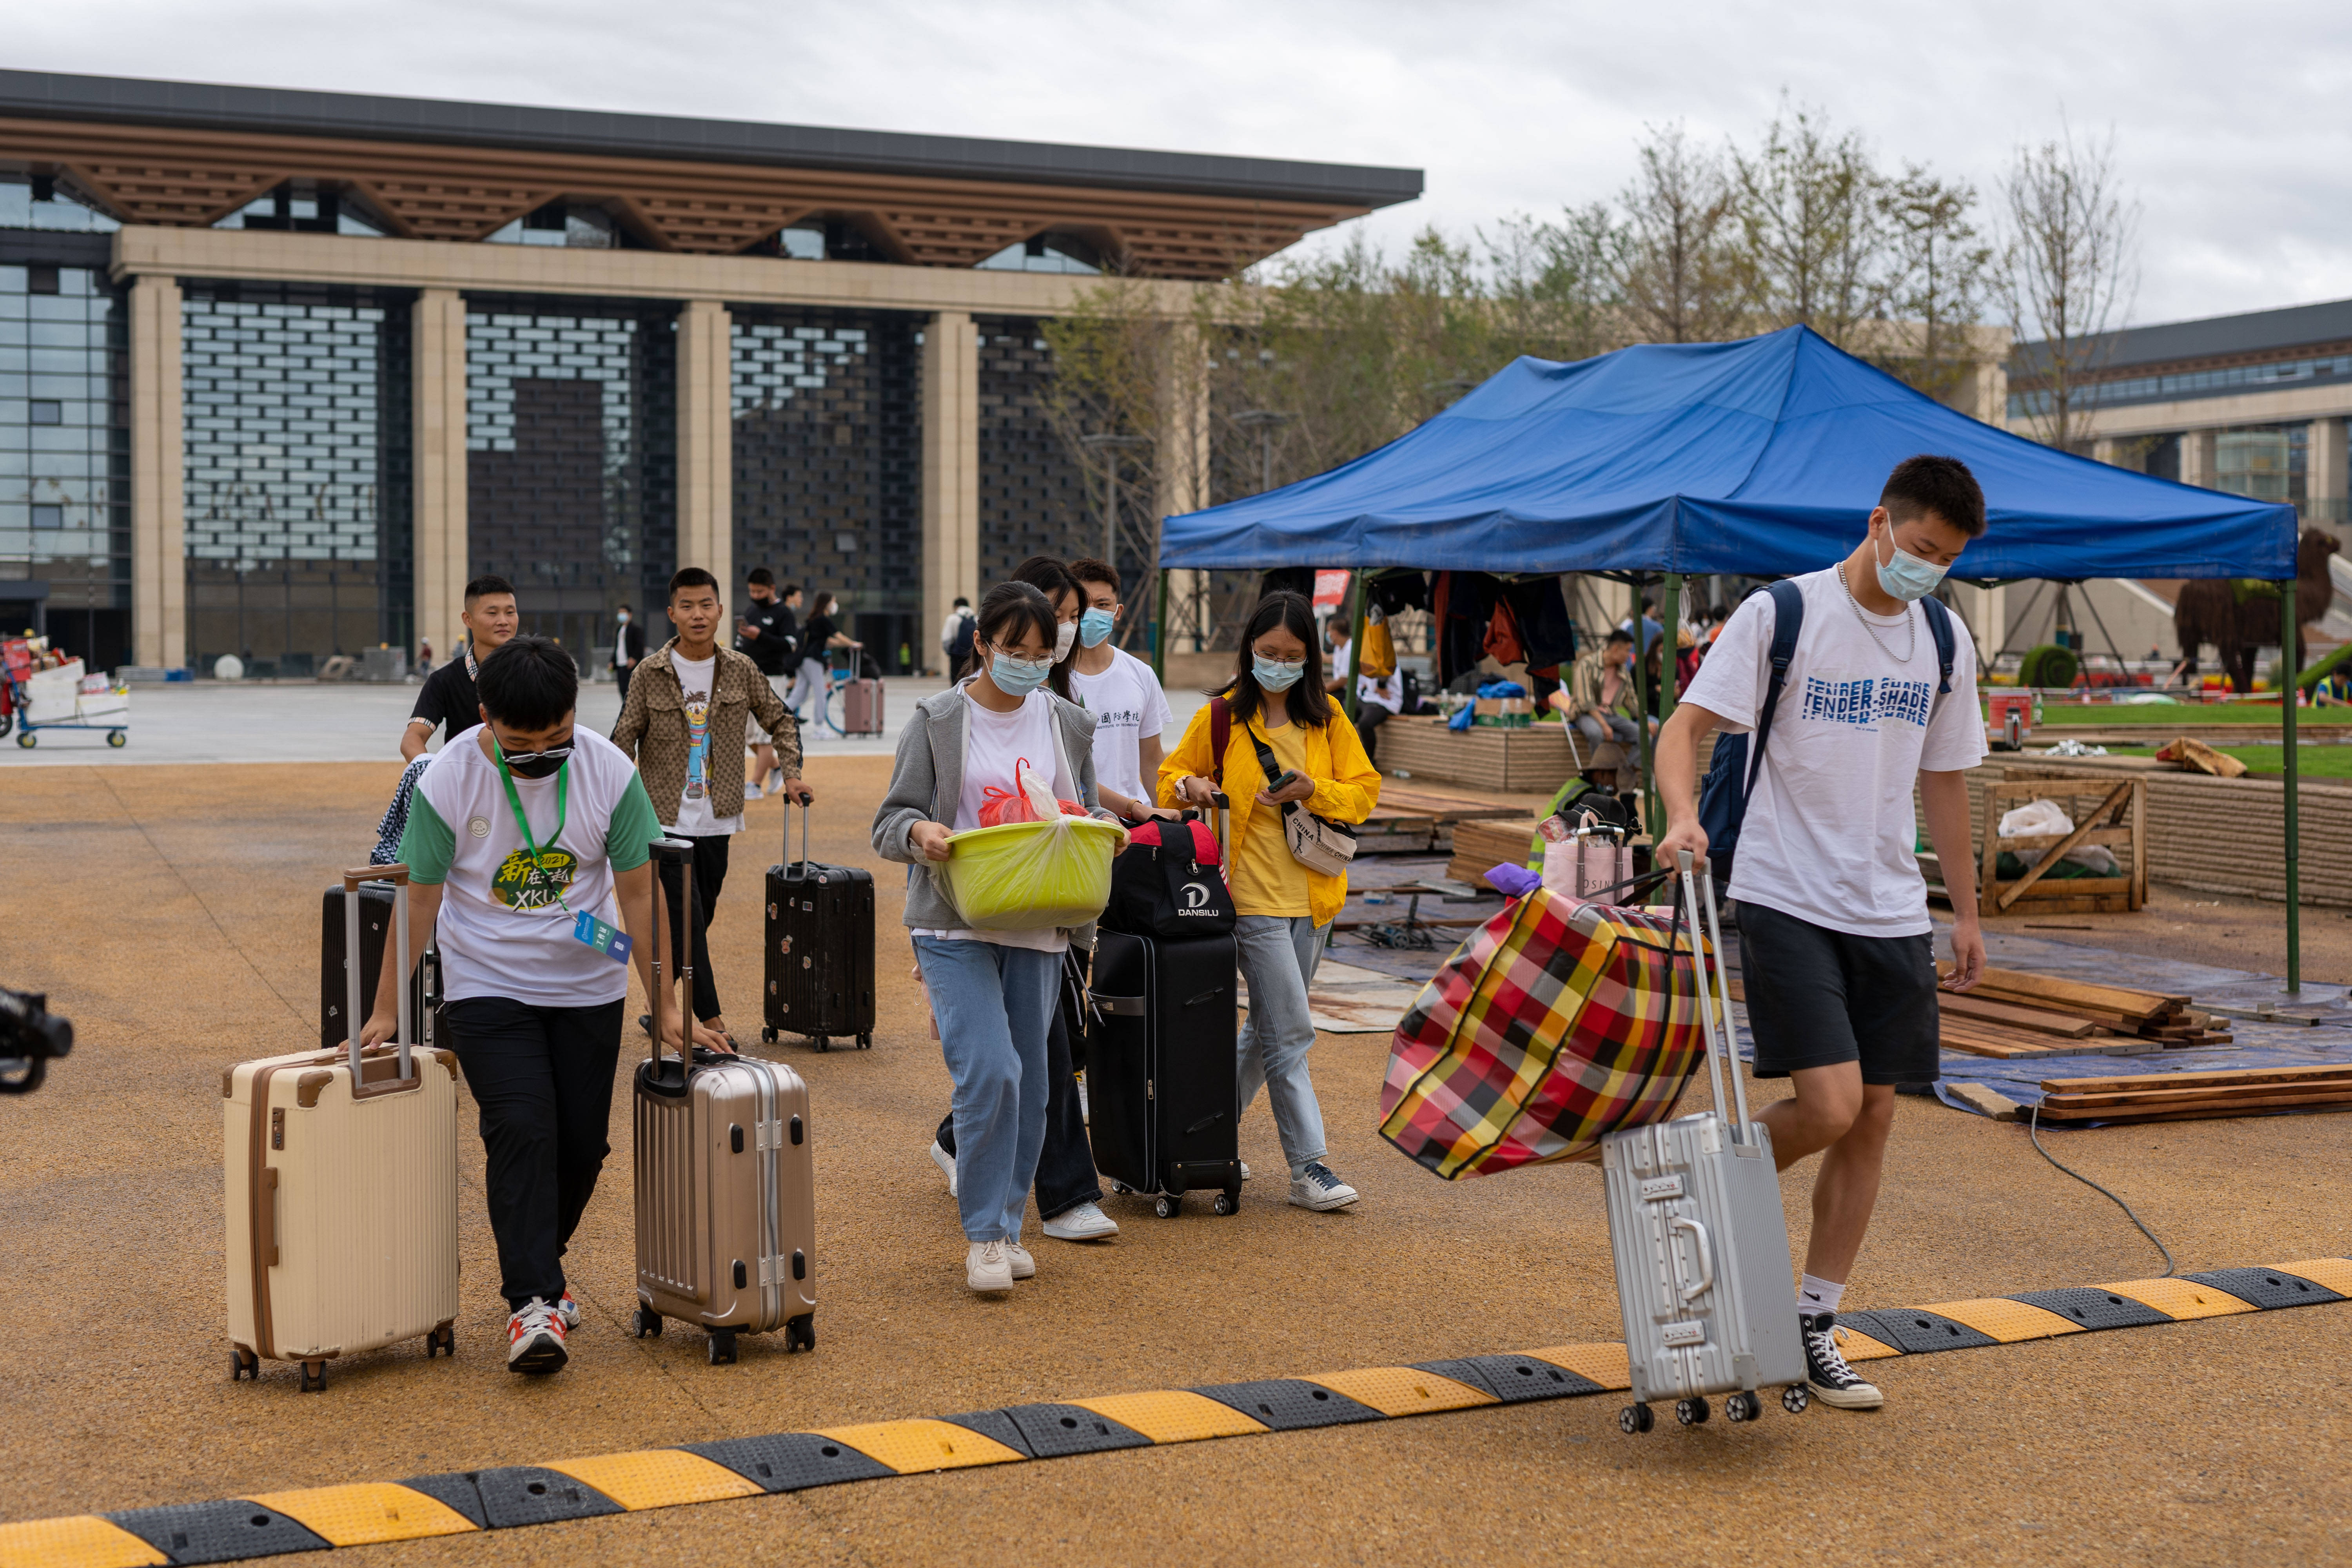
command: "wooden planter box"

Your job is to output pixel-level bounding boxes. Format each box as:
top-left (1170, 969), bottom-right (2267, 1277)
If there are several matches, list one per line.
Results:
top-left (1970, 774), bottom-right (2147, 915)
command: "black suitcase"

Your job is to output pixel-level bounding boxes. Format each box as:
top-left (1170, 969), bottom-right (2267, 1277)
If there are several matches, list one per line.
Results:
top-left (760, 801), bottom-right (876, 1051)
top-left (318, 880), bottom-right (438, 1051)
top-left (1085, 928), bottom-right (1243, 1219)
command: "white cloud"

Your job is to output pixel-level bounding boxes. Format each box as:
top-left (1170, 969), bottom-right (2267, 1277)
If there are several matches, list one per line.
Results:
top-left (5, 0), bottom-right (2347, 324)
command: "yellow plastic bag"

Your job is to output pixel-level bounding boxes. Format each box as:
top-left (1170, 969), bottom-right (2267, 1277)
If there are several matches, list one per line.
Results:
top-left (935, 817), bottom-right (1125, 931)
top-left (1360, 612), bottom-right (1396, 679)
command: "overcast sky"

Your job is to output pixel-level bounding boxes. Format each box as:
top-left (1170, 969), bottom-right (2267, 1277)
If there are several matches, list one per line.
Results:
top-left (9, 0), bottom-right (2348, 327)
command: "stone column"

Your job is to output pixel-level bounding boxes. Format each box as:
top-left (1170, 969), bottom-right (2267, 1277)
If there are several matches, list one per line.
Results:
top-left (2308, 417), bottom-right (2348, 530)
top-left (2180, 428), bottom-right (2218, 490)
top-left (2091, 437), bottom-right (2119, 467)
top-left (128, 274), bottom-right (185, 670)
top-left (411, 289), bottom-right (469, 664)
top-left (676, 299), bottom-right (733, 593)
top-left (920, 311), bottom-right (980, 675)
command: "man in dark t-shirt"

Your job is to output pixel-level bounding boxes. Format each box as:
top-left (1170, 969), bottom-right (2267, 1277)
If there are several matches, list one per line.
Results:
top-left (735, 567), bottom-right (793, 677)
top-left (402, 575), bottom-right (519, 762)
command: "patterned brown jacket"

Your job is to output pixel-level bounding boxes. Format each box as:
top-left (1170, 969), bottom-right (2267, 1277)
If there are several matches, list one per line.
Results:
top-left (610, 639), bottom-right (800, 826)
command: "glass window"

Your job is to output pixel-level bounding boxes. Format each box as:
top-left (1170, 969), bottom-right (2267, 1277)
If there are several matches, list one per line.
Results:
top-left (28, 400), bottom-right (60, 425)
top-left (0, 177), bottom-right (120, 233)
top-left (976, 236), bottom-right (1101, 274)
top-left (484, 205), bottom-right (620, 249)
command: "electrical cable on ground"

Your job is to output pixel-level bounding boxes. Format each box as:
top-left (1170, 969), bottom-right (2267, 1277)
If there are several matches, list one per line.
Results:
top-left (2028, 1103), bottom-right (2178, 1277)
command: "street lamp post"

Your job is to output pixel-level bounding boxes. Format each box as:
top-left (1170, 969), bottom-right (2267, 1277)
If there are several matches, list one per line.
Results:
top-left (1233, 410), bottom-right (1294, 495)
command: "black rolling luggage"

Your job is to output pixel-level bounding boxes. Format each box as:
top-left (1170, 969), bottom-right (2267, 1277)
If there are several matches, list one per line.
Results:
top-left (318, 882), bottom-right (437, 1051)
top-left (760, 800), bottom-right (876, 1051)
top-left (1086, 928), bottom-right (1243, 1218)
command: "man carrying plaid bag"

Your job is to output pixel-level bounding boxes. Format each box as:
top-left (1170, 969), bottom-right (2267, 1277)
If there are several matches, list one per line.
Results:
top-left (1651, 454), bottom-right (1989, 1413)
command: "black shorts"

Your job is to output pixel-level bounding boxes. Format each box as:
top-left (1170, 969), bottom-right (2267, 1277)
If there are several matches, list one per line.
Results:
top-left (1734, 900), bottom-right (1940, 1085)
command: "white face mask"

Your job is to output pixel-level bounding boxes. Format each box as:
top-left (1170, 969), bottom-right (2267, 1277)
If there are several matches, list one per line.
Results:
top-left (1054, 620), bottom-right (1077, 660)
top-left (1874, 525), bottom-right (1951, 602)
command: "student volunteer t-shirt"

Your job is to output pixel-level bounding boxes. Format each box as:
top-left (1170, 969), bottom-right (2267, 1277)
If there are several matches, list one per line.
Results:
top-left (399, 726), bottom-right (662, 1006)
top-left (668, 653), bottom-right (744, 839)
top-left (1068, 648), bottom-right (1173, 810)
top-left (1680, 568), bottom-right (1984, 938)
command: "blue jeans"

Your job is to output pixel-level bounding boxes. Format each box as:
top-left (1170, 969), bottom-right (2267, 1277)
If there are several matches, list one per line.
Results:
top-left (1235, 914), bottom-right (1330, 1168)
top-left (912, 936), bottom-right (1060, 1243)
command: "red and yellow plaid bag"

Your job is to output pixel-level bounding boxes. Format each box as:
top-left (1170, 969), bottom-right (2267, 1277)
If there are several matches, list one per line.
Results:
top-left (1377, 886), bottom-right (1713, 1179)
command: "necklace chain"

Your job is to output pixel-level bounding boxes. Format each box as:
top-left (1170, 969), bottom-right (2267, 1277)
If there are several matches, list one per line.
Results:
top-left (1836, 563), bottom-right (1917, 664)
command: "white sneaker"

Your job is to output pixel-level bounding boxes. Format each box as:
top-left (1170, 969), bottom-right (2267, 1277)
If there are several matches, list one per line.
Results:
top-left (506, 1298), bottom-right (568, 1373)
top-left (930, 1139), bottom-right (958, 1198)
top-left (1003, 1241), bottom-right (1036, 1279)
top-left (555, 1288), bottom-right (580, 1331)
top-left (1240, 1161), bottom-right (1253, 1182)
top-left (967, 1240), bottom-right (1014, 1293)
top-left (1288, 1161), bottom-right (1360, 1212)
top-left (1042, 1202), bottom-right (1119, 1242)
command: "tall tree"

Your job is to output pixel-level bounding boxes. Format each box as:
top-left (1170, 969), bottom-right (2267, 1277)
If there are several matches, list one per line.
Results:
top-left (1729, 102), bottom-right (1898, 348)
top-left (1618, 123), bottom-right (1739, 343)
top-left (1884, 169), bottom-right (1993, 399)
top-left (1998, 120), bottom-right (2140, 450)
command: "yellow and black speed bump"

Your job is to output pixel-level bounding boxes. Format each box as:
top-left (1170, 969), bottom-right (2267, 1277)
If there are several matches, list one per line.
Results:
top-left (5, 1257), bottom-right (2347, 1568)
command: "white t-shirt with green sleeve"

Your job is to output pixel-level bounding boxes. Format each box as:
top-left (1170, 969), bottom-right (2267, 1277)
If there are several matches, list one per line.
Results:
top-left (399, 725), bottom-right (663, 1007)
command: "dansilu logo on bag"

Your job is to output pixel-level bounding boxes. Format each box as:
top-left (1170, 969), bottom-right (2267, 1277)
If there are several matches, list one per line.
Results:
top-left (1178, 877), bottom-right (1216, 915)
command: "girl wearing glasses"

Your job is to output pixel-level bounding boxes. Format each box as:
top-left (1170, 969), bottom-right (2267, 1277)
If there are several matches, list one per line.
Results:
top-left (1160, 590), bottom-right (1381, 1213)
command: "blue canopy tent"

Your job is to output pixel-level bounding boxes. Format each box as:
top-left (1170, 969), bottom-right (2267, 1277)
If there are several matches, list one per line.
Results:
top-left (1158, 325), bottom-right (2309, 986)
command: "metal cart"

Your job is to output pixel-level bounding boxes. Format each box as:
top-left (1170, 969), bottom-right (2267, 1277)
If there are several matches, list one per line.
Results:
top-left (5, 673), bottom-right (127, 748)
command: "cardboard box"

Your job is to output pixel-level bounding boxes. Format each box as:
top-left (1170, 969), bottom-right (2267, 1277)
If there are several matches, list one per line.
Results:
top-left (1474, 697), bottom-right (1532, 718)
top-left (76, 690), bottom-right (129, 724)
top-left (22, 659), bottom-right (84, 720)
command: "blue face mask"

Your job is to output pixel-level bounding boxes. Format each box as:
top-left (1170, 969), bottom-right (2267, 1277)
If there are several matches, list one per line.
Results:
top-left (1253, 655), bottom-right (1306, 692)
top-left (1874, 526), bottom-right (1950, 603)
top-left (989, 650), bottom-right (1053, 697)
top-left (1078, 607), bottom-right (1116, 648)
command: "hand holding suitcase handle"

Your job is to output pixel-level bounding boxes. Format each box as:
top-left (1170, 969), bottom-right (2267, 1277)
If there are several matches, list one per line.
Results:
top-left (341, 864), bottom-right (413, 1084)
top-left (1674, 849), bottom-right (1754, 1144)
top-left (646, 837), bottom-right (697, 1072)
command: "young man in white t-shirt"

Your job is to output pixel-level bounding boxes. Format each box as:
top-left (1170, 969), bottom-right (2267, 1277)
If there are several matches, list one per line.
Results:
top-left (360, 635), bottom-right (684, 1376)
top-left (1654, 454), bottom-right (1989, 1415)
top-left (1065, 557), bottom-right (1176, 822)
top-left (611, 568), bottom-right (808, 1048)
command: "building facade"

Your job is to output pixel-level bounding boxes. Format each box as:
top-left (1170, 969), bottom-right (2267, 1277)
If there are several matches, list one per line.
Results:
top-left (0, 70), bottom-right (1418, 673)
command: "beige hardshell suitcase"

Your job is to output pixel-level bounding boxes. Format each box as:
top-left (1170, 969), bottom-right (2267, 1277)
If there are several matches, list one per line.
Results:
top-left (225, 865), bottom-right (461, 1391)
top-left (632, 838), bottom-right (818, 1364)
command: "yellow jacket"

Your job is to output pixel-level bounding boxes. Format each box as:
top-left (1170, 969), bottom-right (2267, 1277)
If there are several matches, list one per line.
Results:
top-left (1156, 697), bottom-right (1381, 924)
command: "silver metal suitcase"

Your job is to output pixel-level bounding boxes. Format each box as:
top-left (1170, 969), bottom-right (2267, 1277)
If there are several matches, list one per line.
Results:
top-left (1601, 852), bottom-right (1809, 1432)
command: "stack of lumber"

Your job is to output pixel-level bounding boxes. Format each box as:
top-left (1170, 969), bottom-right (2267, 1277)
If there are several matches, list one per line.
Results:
top-left (2035, 1064), bottom-right (2352, 1125)
top-left (1931, 964), bottom-right (2235, 1060)
top-left (1356, 787), bottom-right (1527, 855)
top-left (1445, 817), bottom-right (1543, 885)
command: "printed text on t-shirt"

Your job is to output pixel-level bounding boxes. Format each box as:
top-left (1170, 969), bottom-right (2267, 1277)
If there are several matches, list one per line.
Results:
top-left (1799, 673), bottom-right (1933, 730)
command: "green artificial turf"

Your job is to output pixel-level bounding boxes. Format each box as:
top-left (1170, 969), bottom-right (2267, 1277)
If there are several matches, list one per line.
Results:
top-left (2032, 702), bottom-right (2296, 725)
top-left (2097, 742), bottom-right (2352, 777)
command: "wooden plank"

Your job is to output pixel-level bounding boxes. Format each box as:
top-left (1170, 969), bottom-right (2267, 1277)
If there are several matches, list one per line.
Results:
top-left (1994, 781), bottom-right (2136, 911)
top-left (2039, 1063), bottom-right (2352, 1095)
top-left (2040, 1077), bottom-right (2352, 1111)
top-left (1938, 994), bottom-right (2097, 1038)
top-left (2034, 1089), bottom-right (2352, 1123)
top-left (1370, 786), bottom-right (1528, 822)
top-left (1967, 965), bottom-right (2184, 1018)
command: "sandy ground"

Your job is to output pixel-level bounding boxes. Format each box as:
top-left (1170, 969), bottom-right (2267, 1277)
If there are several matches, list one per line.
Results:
top-left (2, 759), bottom-right (2348, 1567)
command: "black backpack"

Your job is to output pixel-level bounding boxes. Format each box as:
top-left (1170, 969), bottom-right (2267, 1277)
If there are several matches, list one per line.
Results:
top-left (1102, 814), bottom-right (1237, 938)
top-left (947, 612), bottom-right (976, 668)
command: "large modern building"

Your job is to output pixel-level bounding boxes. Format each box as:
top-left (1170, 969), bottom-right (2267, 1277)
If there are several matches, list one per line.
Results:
top-left (0, 70), bottom-right (1419, 675)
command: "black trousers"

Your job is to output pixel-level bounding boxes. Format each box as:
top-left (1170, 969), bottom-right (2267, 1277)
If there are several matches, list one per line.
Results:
top-left (443, 996), bottom-right (625, 1310)
top-left (936, 956), bottom-right (1101, 1219)
top-left (656, 832), bottom-right (731, 1023)
top-left (615, 664), bottom-right (635, 702)
top-left (1356, 704), bottom-right (1393, 762)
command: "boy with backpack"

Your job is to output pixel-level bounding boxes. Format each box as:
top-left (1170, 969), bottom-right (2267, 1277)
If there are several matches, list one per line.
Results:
top-left (1652, 454), bottom-right (1988, 1414)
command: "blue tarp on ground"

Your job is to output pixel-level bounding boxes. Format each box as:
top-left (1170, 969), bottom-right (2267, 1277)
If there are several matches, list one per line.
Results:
top-left (1161, 325), bottom-right (2299, 581)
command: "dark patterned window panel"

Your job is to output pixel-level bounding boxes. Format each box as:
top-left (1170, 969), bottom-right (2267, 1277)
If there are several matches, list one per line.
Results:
top-left (730, 306), bottom-right (920, 669)
top-left (465, 296), bottom-right (675, 659)
top-left (0, 260), bottom-right (129, 669)
top-left (975, 317), bottom-right (1088, 588)
top-left (180, 279), bottom-right (410, 673)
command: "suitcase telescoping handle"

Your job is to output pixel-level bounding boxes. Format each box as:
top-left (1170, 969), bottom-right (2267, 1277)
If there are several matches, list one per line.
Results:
top-left (341, 864), bottom-right (413, 1083)
top-left (646, 837), bottom-right (694, 1070)
top-left (1674, 848), bottom-right (1753, 1143)
top-left (1210, 791), bottom-right (1230, 865)
top-left (783, 793), bottom-right (809, 871)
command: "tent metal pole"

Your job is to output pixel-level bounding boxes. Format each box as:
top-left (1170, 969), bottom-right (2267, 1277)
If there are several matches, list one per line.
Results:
top-left (2283, 583), bottom-right (2300, 994)
top-left (1152, 568), bottom-right (1169, 684)
top-left (1659, 573), bottom-right (1681, 725)
top-left (1633, 574), bottom-right (1655, 833)
top-left (1343, 572), bottom-right (1368, 725)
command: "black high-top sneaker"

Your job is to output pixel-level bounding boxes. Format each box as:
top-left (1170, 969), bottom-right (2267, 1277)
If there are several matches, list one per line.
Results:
top-left (1800, 1312), bottom-right (1885, 1410)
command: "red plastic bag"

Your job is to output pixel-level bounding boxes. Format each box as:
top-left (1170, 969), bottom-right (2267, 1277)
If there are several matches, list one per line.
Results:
top-left (976, 758), bottom-right (1087, 826)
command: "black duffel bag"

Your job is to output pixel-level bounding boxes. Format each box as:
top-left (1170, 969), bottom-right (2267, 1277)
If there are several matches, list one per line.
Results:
top-left (1102, 812), bottom-right (1236, 938)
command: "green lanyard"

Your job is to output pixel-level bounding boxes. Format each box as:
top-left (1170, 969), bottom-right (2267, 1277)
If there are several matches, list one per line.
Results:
top-left (493, 737), bottom-right (572, 916)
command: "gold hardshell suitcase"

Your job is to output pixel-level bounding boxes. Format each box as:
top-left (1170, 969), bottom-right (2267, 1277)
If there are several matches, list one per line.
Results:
top-left (225, 865), bottom-right (461, 1391)
top-left (632, 838), bottom-right (818, 1364)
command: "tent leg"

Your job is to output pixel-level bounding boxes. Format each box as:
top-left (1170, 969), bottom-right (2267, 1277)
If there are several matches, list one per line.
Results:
top-left (1633, 574), bottom-right (1655, 834)
top-left (2283, 583), bottom-right (2300, 994)
top-left (1343, 573), bottom-right (1368, 725)
top-left (1153, 569), bottom-right (1170, 684)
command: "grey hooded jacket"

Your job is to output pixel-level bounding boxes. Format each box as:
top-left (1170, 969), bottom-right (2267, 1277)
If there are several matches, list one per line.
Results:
top-left (871, 683), bottom-right (1111, 932)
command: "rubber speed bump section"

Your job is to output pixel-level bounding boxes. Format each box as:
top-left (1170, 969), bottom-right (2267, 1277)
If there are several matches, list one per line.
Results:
top-left (1191, 1378), bottom-right (1384, 1431)
top-left (390, 1473), bottom-right (486, 1529)
top-left (1913, 1298), bottom-right (2084, 1345)
top-left (2278, 1257), bottom-right (2352, 1294)
top-left (1524, 1343), bottom-right (1634, 1390)
top-left (2007, 1287), bottom-right (2172, 1331)
top-left (1305, 1367), bottom-right (1495, 1418)
top-left (1417, 1355), bottom-right (1603, 1403)
top-left (681, 1432), bottom-right (897, 1493)
top-left (1836, 1308), bottom-right (1998, 1356)
top-left (1825, 1324), bottom-right (1902, 1362)
top-left (102, 1500), bottom-right (329, 1564)
top-left (241, 1482), bottom-right (477, 1546)
top-left (2100, 1278), bottom-right (2258, 1322)
top-left (465, 1466), bottom-right (624, 1529)
top-left (1072, 1391), bottom-right (1269, 1445)
top-left (817, 1419), bottom-right (1025, 1474)
top-left (544, 1451), bottom-right (761, 1512)
top-left (2183, 1268), bottom-right (2346, 1311)
top-left (998, 1403), bottom-right (1152, 1459)
top-left (935, 1410), bottom-right (1034, 1457)
top-left (0, 1515), bottom-right (166, 1568)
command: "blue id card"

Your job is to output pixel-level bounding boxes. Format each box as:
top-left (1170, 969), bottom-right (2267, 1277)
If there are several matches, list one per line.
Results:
top-left (572, 910), bottom-right (633, 964)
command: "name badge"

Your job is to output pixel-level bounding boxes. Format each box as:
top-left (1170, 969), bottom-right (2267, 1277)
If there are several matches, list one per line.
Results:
top-left (573, 910), bottom-right (633, 964)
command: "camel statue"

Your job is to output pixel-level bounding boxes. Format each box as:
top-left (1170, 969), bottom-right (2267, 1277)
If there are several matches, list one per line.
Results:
top-left (2173, 528), bottom-right (2340, 693)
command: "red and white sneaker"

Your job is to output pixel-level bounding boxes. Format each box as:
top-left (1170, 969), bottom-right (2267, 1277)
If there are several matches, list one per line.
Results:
top-left (507, 1298), bottom-right (568, 1374)
top-left (556, 1289), bottom-right (581, 1331)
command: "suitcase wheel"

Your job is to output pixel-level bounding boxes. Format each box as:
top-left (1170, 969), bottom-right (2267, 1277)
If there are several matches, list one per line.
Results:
top-left (813, 1035), bottom-right (830, 1053)
top-left (1154, 1194), bottom-right (1181, 1220)
top-left (786, 1315), bottom-right (815, 1354)
top-left (1674, 1396), bottom-right (1710, 1426)
top-left (1109, 1181), bottom-right (1132, 1196)
top-left (708, 1330), bottom-right (738, 1366)
top-left (1212, 1191), bottom-right (1238, 1217)
top-left (857, 1033), bottom-right (871, 1050)
top-left (1618, 1403), bottom-right (1654, 1435)
top-left (1781, 1383), bottom-right (1810, 1415)
top-left (760, 1027), bottom-right (777, 1044)
top-left (230, 1347), bottom-right (260, 1382)
top-left (299, 1360), bottom-right (327, 1394)
top-left (632, 1305), bottom-right (664, 1339)
top-left (1724, 1391), bottom-right (1761, 1423)
top-left (425, 1321), bottom-right (456, 1359)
